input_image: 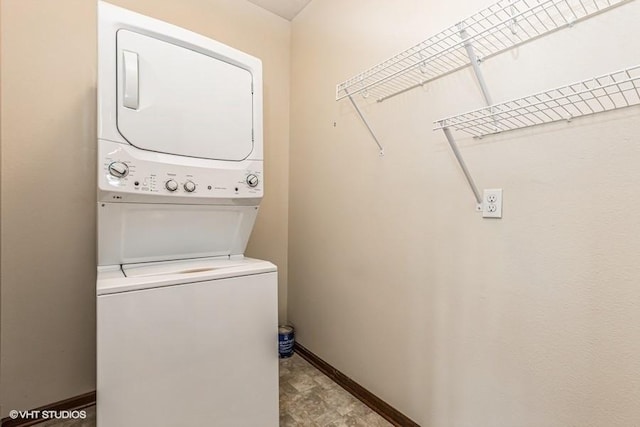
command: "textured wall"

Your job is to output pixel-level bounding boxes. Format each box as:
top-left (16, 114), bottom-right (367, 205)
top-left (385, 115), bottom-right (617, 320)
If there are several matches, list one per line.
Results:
top-left (0, 0), bottom-right (289, 416)
top-left (288, 0), bottom-right (640, 425)
top-left (0, 0), bottom-right (98, 417)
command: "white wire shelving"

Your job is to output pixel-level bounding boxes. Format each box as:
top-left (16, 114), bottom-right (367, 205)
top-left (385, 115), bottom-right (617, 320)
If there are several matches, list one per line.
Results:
top-left (434, 65), bottom-right (640, 137)
top-left (434, 64), bottom-right (640, 210)
top-left (335, 0), bottom-right (630, 103)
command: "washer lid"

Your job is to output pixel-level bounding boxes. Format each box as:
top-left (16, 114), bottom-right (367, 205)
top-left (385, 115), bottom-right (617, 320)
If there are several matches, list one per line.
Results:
top-left (123, 257), bottom-right (247, 278)
top-left (97, 257), bottom-right (277, 295)
top-left (98, 203), bottom-right (260, 266)
top-left (116, 29), bottom-right (254, 161)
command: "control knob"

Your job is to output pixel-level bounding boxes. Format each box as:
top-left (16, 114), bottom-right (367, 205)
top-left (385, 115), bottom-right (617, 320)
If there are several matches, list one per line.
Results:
top-left (184, 181), bottom-right (196, 193)
top-left (246, 174), bottom-right (259, 188)
top-left (165, 179), bottom-right (178, 192)
top-left (108, 161), bottom-right (129, 178)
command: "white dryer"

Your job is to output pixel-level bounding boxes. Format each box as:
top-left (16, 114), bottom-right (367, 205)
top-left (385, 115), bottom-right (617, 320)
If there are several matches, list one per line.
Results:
top-left (96, 2), bottom-right (278, 426)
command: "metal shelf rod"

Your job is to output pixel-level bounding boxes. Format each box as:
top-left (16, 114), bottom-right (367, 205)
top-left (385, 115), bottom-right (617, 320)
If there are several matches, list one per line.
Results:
top-left (459, 24), bottom-right (494, 106)
top-left (442, 127), bottom-right (483, 207)
top-left (439, 24), bottom-right (494, 207)
top-left (345, 89), bottom-right (385, 156)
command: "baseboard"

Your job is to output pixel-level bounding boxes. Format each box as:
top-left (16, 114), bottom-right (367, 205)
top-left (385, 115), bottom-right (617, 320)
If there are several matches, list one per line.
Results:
top-left (0, 391), bottom-right (95, 427)
top-left (294, 342), bottom-right (420, 427)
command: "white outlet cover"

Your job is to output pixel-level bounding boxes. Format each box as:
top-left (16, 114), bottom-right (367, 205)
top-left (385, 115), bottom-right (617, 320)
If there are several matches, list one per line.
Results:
top-left (482, 188), bottom-right (503, 218)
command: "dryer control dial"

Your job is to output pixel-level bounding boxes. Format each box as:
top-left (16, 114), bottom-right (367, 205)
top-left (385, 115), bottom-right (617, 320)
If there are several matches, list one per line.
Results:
top-left (165, 179), bottom-right (178, 192)
top-left (108, 162), bottom-right (129, 178)
top-left (184, 181), bottom-right (196, 193)
top-left (246, 174), bottom-right (259, 188)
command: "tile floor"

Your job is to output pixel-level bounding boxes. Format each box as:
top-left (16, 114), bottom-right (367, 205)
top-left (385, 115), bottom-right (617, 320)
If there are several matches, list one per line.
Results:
top-left (32, 353), bottom-right (391, 427)
top-left (279, 354), bottom-right (391, 426)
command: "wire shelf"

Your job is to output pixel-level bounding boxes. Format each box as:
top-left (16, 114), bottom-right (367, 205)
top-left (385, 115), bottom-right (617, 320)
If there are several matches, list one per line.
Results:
top-left (335, 0), bottom-right (630, 102)
top-left (433, 65), bottom-right (640, 137)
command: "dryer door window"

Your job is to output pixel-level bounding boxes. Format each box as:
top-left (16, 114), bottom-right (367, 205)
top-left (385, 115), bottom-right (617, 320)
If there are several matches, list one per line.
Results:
top-left (116, 30), bottom-right (254, 161)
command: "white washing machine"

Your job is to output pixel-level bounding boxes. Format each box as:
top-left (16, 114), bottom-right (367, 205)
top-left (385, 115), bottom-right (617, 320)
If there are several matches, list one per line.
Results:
top-left (96, 2), bottom-right (278, 426)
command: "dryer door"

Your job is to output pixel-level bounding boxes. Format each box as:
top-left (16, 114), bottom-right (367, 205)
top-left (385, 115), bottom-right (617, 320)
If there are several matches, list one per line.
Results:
top-left (116, 30), bottom-right (254, 161)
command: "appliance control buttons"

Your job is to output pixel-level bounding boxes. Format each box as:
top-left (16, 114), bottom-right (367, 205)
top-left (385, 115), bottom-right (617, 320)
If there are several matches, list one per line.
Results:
top-left (184, 181), bottom-right (196, 193)
top-left (246, 174), bottom-right (259, 188)
top-left (108, 161), bottom-right (129, 178)
top-left (165, 179), bottom-right (179, 192)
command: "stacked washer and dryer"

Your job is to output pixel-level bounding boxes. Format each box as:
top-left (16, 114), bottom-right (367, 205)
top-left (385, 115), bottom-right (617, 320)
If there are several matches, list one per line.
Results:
top-left (96, 2), bottom-right (278, 426)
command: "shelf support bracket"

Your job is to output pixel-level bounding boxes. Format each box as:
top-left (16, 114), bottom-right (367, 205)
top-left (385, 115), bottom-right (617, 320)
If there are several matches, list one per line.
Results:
top-left (458, 24), bottom-right (493, 106)
top-left (344, 88), bottom-right (385, 156)
top-left (442, 126), bottom-right (483, 210)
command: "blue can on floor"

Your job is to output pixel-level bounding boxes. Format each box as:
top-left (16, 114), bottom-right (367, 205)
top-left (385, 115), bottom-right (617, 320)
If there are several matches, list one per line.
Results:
top-left (278, 325), bottom-right (295, 358)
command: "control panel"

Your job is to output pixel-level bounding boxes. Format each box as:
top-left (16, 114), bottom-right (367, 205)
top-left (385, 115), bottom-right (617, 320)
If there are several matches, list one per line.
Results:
top-left (99, 140), bottom-right (263, 201)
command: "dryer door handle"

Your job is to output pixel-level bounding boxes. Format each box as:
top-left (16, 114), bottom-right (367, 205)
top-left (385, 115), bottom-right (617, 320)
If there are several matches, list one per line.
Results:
top-left (122, 50), bottom-right (139, 110)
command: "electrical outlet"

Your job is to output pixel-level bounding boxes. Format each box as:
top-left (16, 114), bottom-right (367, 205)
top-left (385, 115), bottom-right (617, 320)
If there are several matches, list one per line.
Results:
top-left (482, 188), bottom-right (503, 218)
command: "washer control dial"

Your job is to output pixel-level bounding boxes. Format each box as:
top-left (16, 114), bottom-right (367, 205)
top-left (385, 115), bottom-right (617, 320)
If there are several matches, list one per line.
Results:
top-left (184, 181), bottom-right (196, 193)
top-left (108, 162), bottom-right (129, 178)
top-left (165, 179), bottom-right (178, 192)
top-left (246, 174), bottom-right (259, 188)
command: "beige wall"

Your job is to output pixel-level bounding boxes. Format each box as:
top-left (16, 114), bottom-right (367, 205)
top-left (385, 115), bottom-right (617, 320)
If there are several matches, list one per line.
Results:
top-left (1, 0), bottom-right (98, 417)
top-left (0, 0), bottom-right (289, 416)
top-left (289, 0), bottom-right (640, 425)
